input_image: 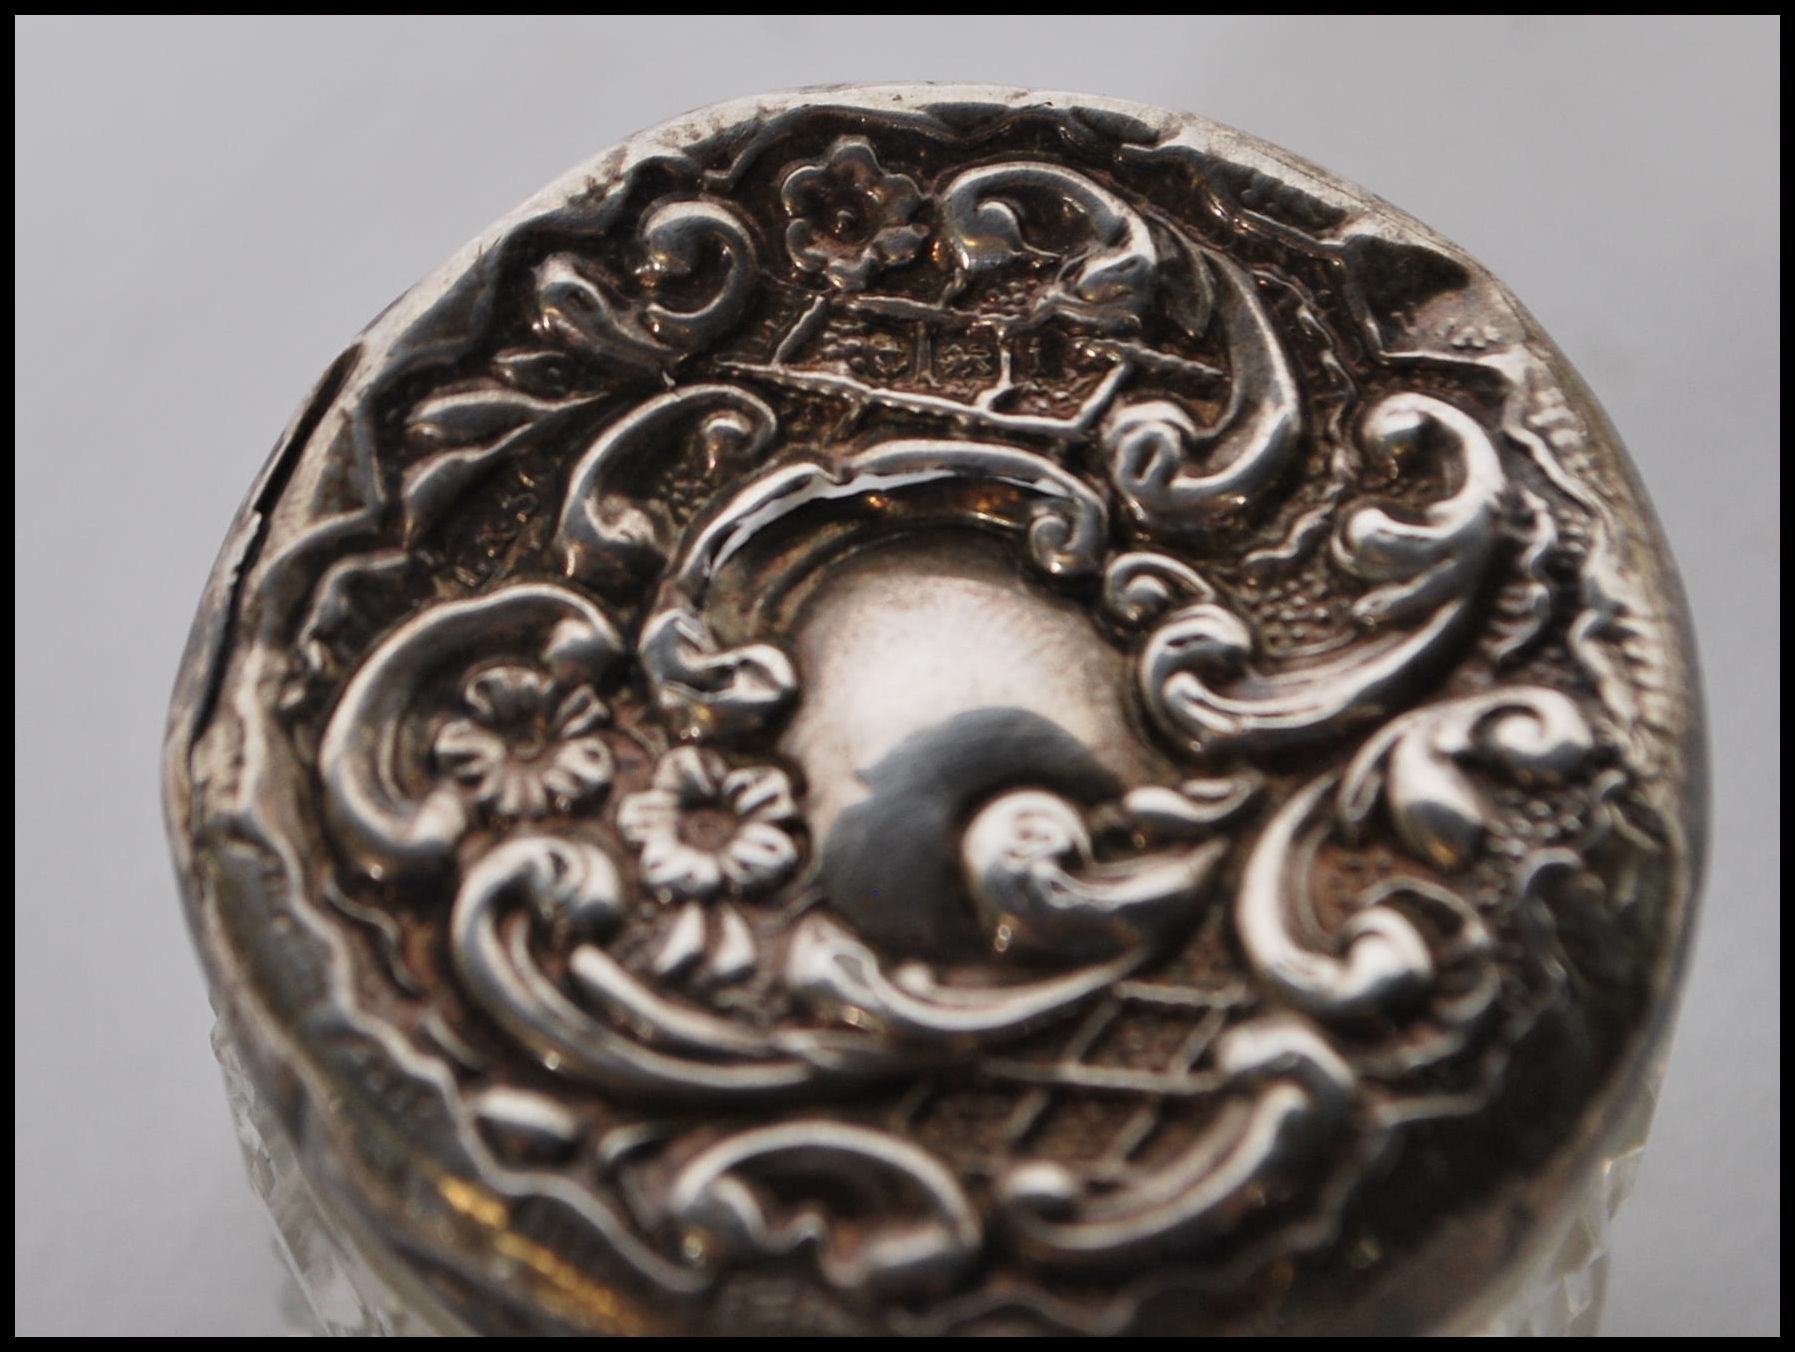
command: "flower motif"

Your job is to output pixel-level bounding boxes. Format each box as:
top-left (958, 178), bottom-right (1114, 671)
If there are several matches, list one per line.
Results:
top-left (433, 666), bottom-right (613, 821)
top-left (782, 138), bottom-right (929, 292)
top-left (618, 747), bottom-right (801, 904)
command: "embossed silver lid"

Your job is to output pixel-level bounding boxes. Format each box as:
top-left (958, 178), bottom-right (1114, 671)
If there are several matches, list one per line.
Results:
top-left (163, 85), bottom-right (1704, 1336)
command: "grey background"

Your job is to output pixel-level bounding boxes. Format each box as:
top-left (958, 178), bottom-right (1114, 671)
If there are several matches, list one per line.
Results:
top-left (13, 15), bottom-right (1778, 1337)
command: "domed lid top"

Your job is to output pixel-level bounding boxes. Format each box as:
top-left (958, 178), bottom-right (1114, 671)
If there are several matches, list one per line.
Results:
top-left (165, 85), bottom-right (1703, 1336)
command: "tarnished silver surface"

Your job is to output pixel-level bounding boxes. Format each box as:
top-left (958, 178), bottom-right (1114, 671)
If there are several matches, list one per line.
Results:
top-left (164, 85), bottom-right (1704, 1336)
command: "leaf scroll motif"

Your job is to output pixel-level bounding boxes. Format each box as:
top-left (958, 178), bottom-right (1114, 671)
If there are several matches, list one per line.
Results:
top-left (936, 160), bottom-right (1167, 332)
top-left (449, 830), bottom-right (892, 1100)
top-left (554, 384), bottom-right (779, 585)
top-left (779, 780), bottom-right (1242, 1047)
top-left (638, 606), bottom-right (800, 744)
top-left (637, 437), bottom-right (1111, 742)
top-left (657, 1121), bottom-right (983, 1296)
top-left (995, 1014), bottom-right (1355, 1270)
top-left (536, 198), bottom-right (758, 371)
top-left (399, 380), bottom-right (602, 546)
top-left (1126, 391), bottom-right (1510, 757)
top-left (961, 787), bottom-right (1228, 962)
top-left (1233, 687), bottom-right (1598, 1047)
top-left (1336, 685), bottom-right (1598, 871)
top-left (1101, 251), bottom-right (1303, 533)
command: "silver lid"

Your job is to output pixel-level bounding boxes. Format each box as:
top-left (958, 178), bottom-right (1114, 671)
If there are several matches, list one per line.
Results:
top-left (164, 85), bottom-right (1704, 1336)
